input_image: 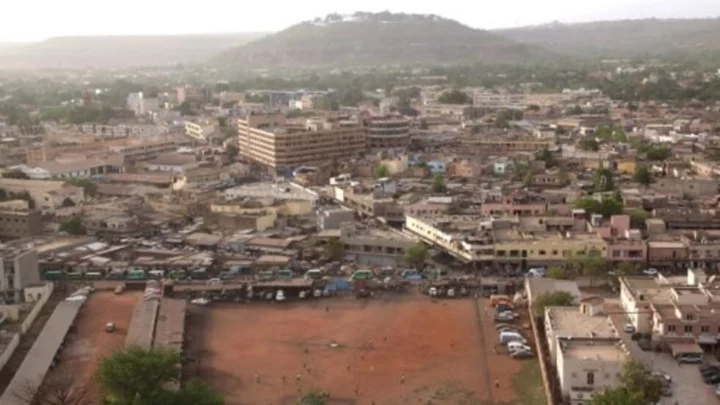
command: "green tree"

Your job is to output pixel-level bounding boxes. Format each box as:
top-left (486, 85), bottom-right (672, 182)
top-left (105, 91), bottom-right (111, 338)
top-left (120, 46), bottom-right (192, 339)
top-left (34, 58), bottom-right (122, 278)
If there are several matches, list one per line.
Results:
top-left (437, 89), bottom-right (471, 104)
top-left (96, 346), bottom-right (222, 405)
top-left (61, 197), bottom-right (76, 207)
top-left (2, 169), bottom-right (29, 179)
top-left (532, 291), bottom-right (575, 317)
top-left (629, 210), bottom-right (650, 229)
top-left (431, 174), bottom-right (446, 193)
top-left (579, 138), bottom-right (600, 151)
top-left (633, 165), bottom-right (652, 186)
top-left (325, 238), bottom-right (344, 261)
top-left (591, 360), bottom-right (662, 405)
top-left (546, 265), bottom-right (566, 280)
top-left (64, 178), bottom-right (97, 197)
top-left (593, 168), bottom-right (615, 191)
top-left (582, 250), bottom-right (609, 286)
top-left (616, 262), bottom-right (640, 276)
top-left (298, 389), bottom-right (330, 405)
top-left (404, 242), bottom-right (428, 270)
top-left (374, 164), bottom-right (390, 178)
top-left (59, 217), bottom-right (86, 235)
top-left (225, 144), bottom-right (239, 161)
top-left (538, 148), bottom-right (557, 168)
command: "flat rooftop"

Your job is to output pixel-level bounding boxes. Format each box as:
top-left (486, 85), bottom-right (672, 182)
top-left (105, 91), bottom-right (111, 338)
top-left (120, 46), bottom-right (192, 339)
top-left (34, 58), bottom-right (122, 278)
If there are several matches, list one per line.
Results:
top-left (561, 339), bottom-right (627, 362)
top-left (224, 182), bottom-right (318, 201)
top-left (546, 307), bottom-right (618, 339)
top-left (125, 299), bottom-right (159, 349)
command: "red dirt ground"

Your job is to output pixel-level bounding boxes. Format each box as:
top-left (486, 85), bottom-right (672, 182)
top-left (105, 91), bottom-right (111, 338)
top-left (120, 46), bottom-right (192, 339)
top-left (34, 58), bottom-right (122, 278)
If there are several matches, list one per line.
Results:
top-left (186, 294), bottom-right (524, 405)
top-left (47, 291), bottom-right (140, 403)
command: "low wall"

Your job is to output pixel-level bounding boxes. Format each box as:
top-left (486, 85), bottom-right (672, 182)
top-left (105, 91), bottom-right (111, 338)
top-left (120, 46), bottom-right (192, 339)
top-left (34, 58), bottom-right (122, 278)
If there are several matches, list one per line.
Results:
top-left (528, 305), bottom-right (557, 405)
top-left (0, 334), bottom-right (20, 373)
top-left (21, 283), bottom-right (54, 334)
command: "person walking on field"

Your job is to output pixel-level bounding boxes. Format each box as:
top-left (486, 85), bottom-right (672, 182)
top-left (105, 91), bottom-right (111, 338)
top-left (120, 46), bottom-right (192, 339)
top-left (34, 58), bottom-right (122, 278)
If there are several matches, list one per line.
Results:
top-left (296, 373), bottom-right (301, 383)
top-left (255, 374), bottom-right (260, 384)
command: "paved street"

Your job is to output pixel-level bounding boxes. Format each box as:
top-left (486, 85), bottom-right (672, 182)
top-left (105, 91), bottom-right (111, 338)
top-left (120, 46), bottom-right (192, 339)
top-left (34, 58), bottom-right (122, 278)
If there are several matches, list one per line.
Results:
top-left (605, 298), bottom-right (718, 405)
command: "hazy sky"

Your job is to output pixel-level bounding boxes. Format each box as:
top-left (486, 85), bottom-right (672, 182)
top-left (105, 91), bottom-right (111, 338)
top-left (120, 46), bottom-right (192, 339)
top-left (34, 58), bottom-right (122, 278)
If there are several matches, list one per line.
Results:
top-left (3, 0), bottom-right (720, 42)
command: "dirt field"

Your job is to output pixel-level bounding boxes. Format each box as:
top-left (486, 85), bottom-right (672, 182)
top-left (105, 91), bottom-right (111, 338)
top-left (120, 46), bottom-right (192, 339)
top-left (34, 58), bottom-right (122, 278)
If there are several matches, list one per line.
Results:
top-left (47, 291), bottom-right (140, 402)
top-left (186, 294), bottom-right (531, 405)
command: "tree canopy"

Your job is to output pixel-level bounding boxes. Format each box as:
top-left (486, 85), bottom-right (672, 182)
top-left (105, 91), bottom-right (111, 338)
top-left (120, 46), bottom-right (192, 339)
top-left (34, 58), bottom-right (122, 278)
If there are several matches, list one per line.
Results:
top-left (64, 178), bottom-right (97, 197)
top-left (431, 174), bottom-right (446, 193)
top-left (590, 360), bottom-right (662, 405)
top-left (404, 242), bottom-right (428, 269)
top-left (325, 238), bottom-right (344, 261)
top-left (572, 196), bottom-right (623, 218)
top-left (96, 346), bottom-right (223, 405)
top-left (374, 164), bottom-right (390, 178)
top-left (633, 165), bottom-right (652, 186)
top-left (2, 169), bottom-right (29, 179)
top-left (437, 89), bottom-right (471, 104)
top-left (59, 217), bottom-right (86, 235)
top-left (593, 168), bottom-right (615, 191)
top-left (532, 291), bottom-right (575, 317)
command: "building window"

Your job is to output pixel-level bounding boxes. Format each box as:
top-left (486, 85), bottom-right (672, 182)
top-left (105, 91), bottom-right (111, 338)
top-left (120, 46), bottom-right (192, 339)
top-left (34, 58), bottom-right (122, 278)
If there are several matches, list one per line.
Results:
top-left (587, 372), bottom-right (594, 385)
top-left (539, 250), bottom-right (546, 255)
top-left (603, 372), bottom-right (610, 379)
top-left (701, 325), bottom-right (710, 333)
top-left (667, 325), bottom-right (676, 332)
top-left (685, 314), bottom-right (693, 321)
top-left (571, 372), bottom-right (577, 378)
top-left (684, 325), bottom-right (693, 333)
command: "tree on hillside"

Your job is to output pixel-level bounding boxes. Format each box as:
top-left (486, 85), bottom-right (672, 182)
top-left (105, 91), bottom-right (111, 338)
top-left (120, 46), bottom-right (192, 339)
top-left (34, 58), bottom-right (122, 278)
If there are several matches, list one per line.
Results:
top-left (437, 89), bottom-right (471, 105)
top-left (537, 148), bottom-right (557, 168)
top-left (532, 291), bottom-right (575, 317)
top-left (572, 197), bottom-right (623, 218)
top-left (431, 174), bottom-right (446, 193)
top-left (546, 265), bottom-right (567, 280)
top-left (404, 242), bottom-right (428, 270)
top-left (61, 197), bottom-right (76, 207)
top-left (579, 138), bottom-right (600, 152)
top-left (633, 165), bottom-right (652, 186)
top-left (96, 346), bottom-right (222, 405)
top-left (59, 217), bottom-right (86, 236)
top-left (2, 169), bottom-right (29, 179)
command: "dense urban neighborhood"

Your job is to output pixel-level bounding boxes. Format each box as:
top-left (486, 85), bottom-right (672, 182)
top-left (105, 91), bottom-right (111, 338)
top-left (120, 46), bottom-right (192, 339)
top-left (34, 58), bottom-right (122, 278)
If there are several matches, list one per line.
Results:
top-left (3, 9), bottom-right (720, 405)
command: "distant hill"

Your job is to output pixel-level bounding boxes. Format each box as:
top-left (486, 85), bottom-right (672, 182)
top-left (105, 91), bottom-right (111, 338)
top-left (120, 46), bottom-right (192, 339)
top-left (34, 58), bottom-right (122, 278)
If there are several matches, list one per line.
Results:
top-left (495, 18), bottom-right (720, 58)
top-left (211, 12), bottom-right (547, 69)
top-left (0, 33), bottom-right (266, 69)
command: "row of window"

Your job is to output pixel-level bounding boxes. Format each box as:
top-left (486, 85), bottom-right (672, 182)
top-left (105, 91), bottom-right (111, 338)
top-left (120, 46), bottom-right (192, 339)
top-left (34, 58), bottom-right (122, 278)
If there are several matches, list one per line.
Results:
top-left (666, 324), bottom-right (715, 333)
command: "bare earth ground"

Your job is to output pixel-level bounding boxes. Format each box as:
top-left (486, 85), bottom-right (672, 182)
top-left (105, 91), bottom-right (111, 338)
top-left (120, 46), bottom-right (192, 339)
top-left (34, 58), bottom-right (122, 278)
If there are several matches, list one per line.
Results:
top-left (185, 294), bottom-right (539, 405)
top-left (47, 291), bottom-right (140, 403)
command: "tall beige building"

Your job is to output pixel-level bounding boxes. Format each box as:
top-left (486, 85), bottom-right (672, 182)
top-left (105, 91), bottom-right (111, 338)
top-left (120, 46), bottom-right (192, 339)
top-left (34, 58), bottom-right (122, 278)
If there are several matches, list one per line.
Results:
top-left (237, 113), bottom-right (366, 170)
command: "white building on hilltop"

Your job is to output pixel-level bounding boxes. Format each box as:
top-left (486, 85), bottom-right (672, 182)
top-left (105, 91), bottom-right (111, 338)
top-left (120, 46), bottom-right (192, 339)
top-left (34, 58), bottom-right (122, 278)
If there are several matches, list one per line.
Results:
top-left (127, 92), bottom-right (144, 116)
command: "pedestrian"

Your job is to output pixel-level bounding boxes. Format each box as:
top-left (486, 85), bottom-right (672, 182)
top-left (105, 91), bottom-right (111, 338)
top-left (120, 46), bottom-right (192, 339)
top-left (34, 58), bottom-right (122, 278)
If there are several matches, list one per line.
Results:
top-left (255, 373), bottom-right (260, 383)
top-left (494, 379), bottom-right (499, 388)
top-left (383, 334), bottom-right (387, 342)
top-left (304, 347), bottom-right (309, 354)
top-left (361, 353), bottom-right (365, 360)
top-left (401, 374), bottom-right (406, 384)
top-left (346, 363), bottom-right (351, 371)
top-left (303, 361), bottom-right (308, 370)
top-left (450, 340), bottom-right (455, 349)
top-left (326, 305), bottom-right (329, 312)
top-left (354, 385), bottom-right (359, 395)
top-left (296, 373), bottom-right (301, 383)
top-left (307, 366), bottom-right (312, 374)
top-left (370, 365), bottom-right (375, 373)
top-left (282, 375), bottom-right (287, 384)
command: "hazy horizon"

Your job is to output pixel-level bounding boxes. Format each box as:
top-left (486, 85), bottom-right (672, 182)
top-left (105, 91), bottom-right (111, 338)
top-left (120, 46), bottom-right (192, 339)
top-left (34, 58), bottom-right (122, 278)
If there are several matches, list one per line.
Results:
top-left (2, 0), bottom-right (720, 42)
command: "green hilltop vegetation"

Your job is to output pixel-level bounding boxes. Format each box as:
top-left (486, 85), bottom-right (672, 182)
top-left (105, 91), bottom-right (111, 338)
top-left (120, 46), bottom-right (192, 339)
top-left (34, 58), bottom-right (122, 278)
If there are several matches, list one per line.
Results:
top-left (210, 11), bottom-right (550, 69)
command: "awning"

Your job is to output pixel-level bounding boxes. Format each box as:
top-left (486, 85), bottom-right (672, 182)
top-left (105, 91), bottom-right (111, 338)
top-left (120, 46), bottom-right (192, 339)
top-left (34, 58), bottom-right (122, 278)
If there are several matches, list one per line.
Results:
top-left (669, 341), bottom-right (704, 357)
top-left (698, 335), bottom-right (718, 345)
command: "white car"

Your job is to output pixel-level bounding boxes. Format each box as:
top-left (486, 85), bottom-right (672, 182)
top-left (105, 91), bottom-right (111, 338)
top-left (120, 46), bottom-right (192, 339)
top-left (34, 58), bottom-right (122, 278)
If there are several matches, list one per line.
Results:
top-left (507, 342), bottom-right (532, 352)
top-left (624, 323), bottom-right (635, 333)
top-left (190, 297), bottom-right (210, 306)
top-left (642, 268), bottom-right (659, 276)
top-left (276, 289), bottom-right (286, 302)
top-left (715, 384), bottom-right (720, 397)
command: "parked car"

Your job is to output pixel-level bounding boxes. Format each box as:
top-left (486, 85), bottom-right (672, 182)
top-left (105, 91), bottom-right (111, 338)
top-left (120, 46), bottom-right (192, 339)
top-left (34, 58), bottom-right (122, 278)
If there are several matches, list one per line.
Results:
top-left (715, 384), bottom-right (720, 397)
top-left (642, 268), bottom-right (659, 276)
top-left (276, 289), bottom-right (286, 302)
top-left (495, 312), bottom-right (515, 322)
top-left (105, 322), bottom-right (116, 333)
top-left (704, 373), bottom-right (720, 385)
top-left (499, 331), bottom-right (526, 344)
top-left (507, 342), bottom-right (532, 352)
top-left (660, 385), bottom-right (673, 397)
top-left (652, 371), bottom-right (672, 385)
top-left (190, 297), bottom-right (210, 306)
top-left (678, 353), bottom-right (704, 364)
top-left (510, 349), bottom-right (534, 359)
top-left (623, 323), bottom-right (635, 333)
top-left (497, 326), bottom-right (519, 333)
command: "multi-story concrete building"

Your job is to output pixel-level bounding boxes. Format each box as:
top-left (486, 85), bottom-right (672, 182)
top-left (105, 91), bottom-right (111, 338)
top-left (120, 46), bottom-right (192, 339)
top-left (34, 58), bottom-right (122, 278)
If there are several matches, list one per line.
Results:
top-left (364, 114), bottom-right (410, 149)
top-left (317, 207), bottom-right (355, 231)
top-left (0, 245), bottom-right (40, 303)
top-left (339, 224), bottom-right (414, 267)
top-left (0, 200), bottom-right (42, 241)
top-left (461, 136), bottom-right (554, 153)
top-left (127, 92), bottom-right (145, 116)
top-left (404, 215), bottom-right (495, 262)
top-left (237, 113), bottom-right (366, 170)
